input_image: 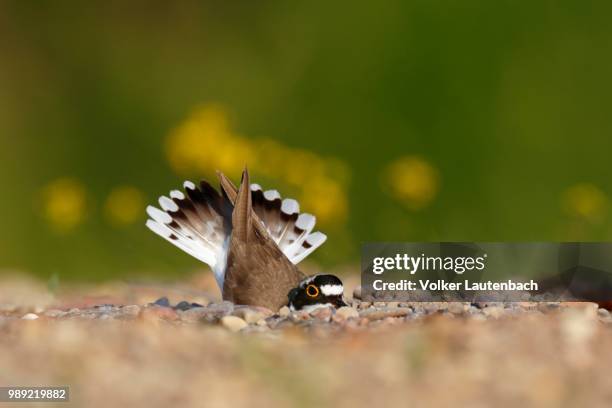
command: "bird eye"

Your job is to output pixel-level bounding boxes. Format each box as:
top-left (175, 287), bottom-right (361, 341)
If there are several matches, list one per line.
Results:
top-left (306, 284), bottom-right (319, 298)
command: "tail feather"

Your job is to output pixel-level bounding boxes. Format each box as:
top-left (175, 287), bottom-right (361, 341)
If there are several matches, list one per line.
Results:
top-left (231, 168), bottom-right (254, 243)
top-left (248, 183), bottom-right (326, 264)
top-left (147, 171), bottom-right (329, 289)
top-left (145, 219), bottom-right (216, 266)
top-left (216, 172), bottom-right (327, 263)
top-left (145, 181), bottom-right (232, 288)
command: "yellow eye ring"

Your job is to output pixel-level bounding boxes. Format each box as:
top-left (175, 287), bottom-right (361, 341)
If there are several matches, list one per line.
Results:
top-left (306, 284), bottom-right (319, 298)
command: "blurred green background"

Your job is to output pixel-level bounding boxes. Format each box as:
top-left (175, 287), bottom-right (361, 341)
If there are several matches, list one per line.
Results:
top-left (1, 1), bottom-right (611, 281)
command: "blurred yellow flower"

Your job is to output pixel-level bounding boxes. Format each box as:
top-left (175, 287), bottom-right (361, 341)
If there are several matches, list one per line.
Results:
top-left (40, 178), bottom-right (87, 232)
top-left (301, 179), bottom-right (348, 225)
top-left (382, 156), bottom-right (439, 210)
top-left (562, 183), bottom-right (608, 222)
top-left (165, 104), bottom-right (350, 226)
top-left (104, 186), bottom-right (145, 226)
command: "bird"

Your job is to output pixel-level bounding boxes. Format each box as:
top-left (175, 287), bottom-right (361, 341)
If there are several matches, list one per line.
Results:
top-left (145, 167), bottom-right (347, 311)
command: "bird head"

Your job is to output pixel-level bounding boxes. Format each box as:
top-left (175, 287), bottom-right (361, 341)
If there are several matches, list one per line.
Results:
top-left (287, 274), bottom-right (347, 311)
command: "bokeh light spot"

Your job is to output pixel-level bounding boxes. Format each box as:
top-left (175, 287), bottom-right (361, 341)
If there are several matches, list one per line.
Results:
top-left (40, 178), bottom-right (88, 232)
top-left (562, 183), bottom-right (608, 222)
top-left (165, 104), bottom-right (350, 226)
top-left (104, 186), bottom-right (145, 227)
top-left (382, 156), bottom-right (439, 210)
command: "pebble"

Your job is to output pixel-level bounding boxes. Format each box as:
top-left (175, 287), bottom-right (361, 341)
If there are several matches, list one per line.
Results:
top-left (360, 308), bottom-right (412, 321)
top-left (352, 286), bottom-right (362, 300)
top-left (290, 310), bottom-right (312, 322)
top-left (179, 302), bottom-right (234, 323)
top-left (278, 306), bottom-right (290, 317)
top-left (94, 305), bottom-right (114, 313)
top-left (310, 307), bottom-right (333, 321)
top-left (336, 306), bottom-right (359, 320)
top-left (233, 306), bottom-right (273, 324)
top-left (174, 301), bottom-right (192, 311)
top-left (240, 325), bottom-right (270, 334)
top-left (448, 303), bottom-right (467, 315)
top-left (153, 297), bottom-right (171, 307)
top-left (0, 304), bottom-right (17, 312)
top-left (538, 303), bottom-right (560, 313)
top-left (121, 305), bottom-right (141, 317)
top-left (9, 297), bottom-right (602, 330)
top-left (483, 306), bottom-right (503, 319)
top-left (141, 306), bottom-right (179, 321)
top-left (220, 316), bottom-right (248, 332)
top-left (43, 309), bottom-right (65, 317)
top-left (266, 317), bottom-right (293, 330)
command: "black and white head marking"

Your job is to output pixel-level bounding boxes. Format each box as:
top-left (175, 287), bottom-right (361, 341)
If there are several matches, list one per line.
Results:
top-left (287, 274), bottom-right (347, 311)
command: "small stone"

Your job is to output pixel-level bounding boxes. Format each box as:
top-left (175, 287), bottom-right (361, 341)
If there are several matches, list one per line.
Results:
top-left (121, 305), bottom-right (141, 317)
top-left (386, 302), bottom-right (399, 308)
top-left (220, 316), bottom-right (248, 332)
top-left (483, 306), bottom-right (503, 318)
top-left (383, 316), bottom-right (398, 325)
top-left (310, 307), bottom-right (333, 321)
top-left (448, 303), bottom-right (466, 314)
top-left (278, 306), bottom-right (290, 317)
top-left (336, 306), bottom-right (359, 319)
top-left (373, 302), bottom-right (387, 308)
top-left (141, 306), bottom-right (179, 321)
top-left (21, 313), bottom-right (39, 320)
top-left (256, 319), bottom-right (268, 327)
top-left (0, 304), bottom-right (17, 313)
top-left (240, 325), bottom-right (271, 334)
top-left (153, 297), bottom-right (171, 307)
top-left (360, 308), bottom-right (412, 321)
top-left (538, 302), bottom-right (560, 312)
top-left (597, 308), bottom-right (610, 318)
top-left (174, 301), bottom-right (192, 311)
top-left (179, 302), bottom-right (234, 323)
top-left (233, 306), bottom-right (273, 324)
top-left (352, 285), bottom-right (362, 300)
top-left (289, 310), bottom-right (311, 322)
top-left (269, 318), bottom-right (295, 330)
top-left (561, 301), bottom-right (598, 310)
top-left (43, 309), bottom-right (64, 317)
top-left (518, 302), bottom-right (537, 309)
top-left (560, 306), bottom-right (597, 352)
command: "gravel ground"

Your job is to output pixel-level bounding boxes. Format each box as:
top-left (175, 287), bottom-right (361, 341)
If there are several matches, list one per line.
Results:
top-left (1, 275), bottom-right (612, 407)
